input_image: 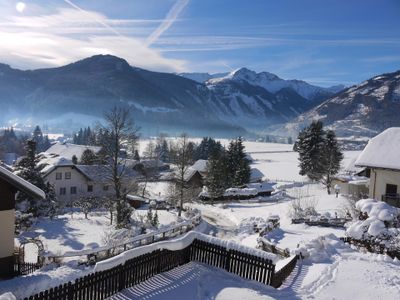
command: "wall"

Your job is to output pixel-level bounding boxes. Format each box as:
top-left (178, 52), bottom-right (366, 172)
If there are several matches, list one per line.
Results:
top-left (0, 180), bottom-right (15, 278)
top-left (369, 168), bottom-right (400, 200)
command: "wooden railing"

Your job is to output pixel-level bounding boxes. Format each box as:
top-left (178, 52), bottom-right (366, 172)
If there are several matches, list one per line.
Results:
top-left (23, 238), bottom-right (292, 300)
top-left (14, 261), bottom-right (42, 276)
top-left (271, 255), bottom-right (299, 288)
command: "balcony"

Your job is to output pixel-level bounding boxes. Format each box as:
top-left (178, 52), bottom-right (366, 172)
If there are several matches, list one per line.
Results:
top-left (382, 194), bottom-right (400, 207)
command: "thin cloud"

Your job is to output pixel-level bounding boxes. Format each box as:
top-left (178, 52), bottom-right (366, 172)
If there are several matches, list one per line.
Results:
top-left (63, 0), bottom-right (123, 37)
top-left (0, 8), bottom-right (186, 72)
top-left (145, 0), bottom-right (189, 46)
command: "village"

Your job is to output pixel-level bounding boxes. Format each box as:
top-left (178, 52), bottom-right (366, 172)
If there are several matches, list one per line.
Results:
top-left (0, 120), bottom-right (399, 299)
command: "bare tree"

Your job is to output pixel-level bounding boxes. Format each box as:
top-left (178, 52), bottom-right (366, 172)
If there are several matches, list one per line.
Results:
top-left (98, 106), bottom-right (140, 228)
top-left (172, 133), bottom-right (193, 217)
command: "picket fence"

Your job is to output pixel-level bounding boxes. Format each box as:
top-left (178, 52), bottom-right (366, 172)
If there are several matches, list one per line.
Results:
top-left (23, 238), bottom-right (298, 300)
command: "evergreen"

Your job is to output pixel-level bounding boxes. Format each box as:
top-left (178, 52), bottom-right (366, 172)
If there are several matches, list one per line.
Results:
top-left (321, 130), bottom-right (344, 194)
top-left (294, 121), bottom-right (343, 193)
top-left (80, 149), bottom-right (98, 165)
top-left (14, 140), bottom-right (47, 215)
top-left (227, 137), bottom-right (251, 187)
top-left (72, 155), bottom-right (78, 164)
top-left (133, 150), bottom-right (140, 161)
top-left (294, 121), bottom-right (326, 181)
top-left (193, 137), bottom-right (223, 160)
top-left (205, 151), bottom-right (228, 203)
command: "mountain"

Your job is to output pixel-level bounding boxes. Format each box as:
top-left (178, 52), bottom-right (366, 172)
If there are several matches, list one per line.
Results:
top-left (0, 55), bottom-right (339, 136)
top-left (178, 72), bottom-right (228, 83)
top-left (202, 68), bottom-right (343, 128)
top-left (282, 70), bottom-right (400, 137)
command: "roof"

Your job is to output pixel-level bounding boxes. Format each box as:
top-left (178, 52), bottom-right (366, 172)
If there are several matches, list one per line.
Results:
top-left (183, 167), bottom-right (202, 182)
top-left (191, 160), bottom-right (208, 173)
top-left (355, 127), bottom-right (400, 171)
top-left (76, 165), bottom-right (139, 182)
top-left (37, 153), bottom-right (72, 175)
top-left (45, 143), bottom-right (102, 160)
top-left (0, 166), bottom-right (45, 199)
top-left (250, 168), bottom-right (264, 182)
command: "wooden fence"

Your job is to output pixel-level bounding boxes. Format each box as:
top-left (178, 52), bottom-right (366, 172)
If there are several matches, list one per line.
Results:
top-left (14, 261), bottom-right (42, 276)
top-left (271, 255), bottom-right (299, 288)
top-left (23, 238), bottom-right (297, 300)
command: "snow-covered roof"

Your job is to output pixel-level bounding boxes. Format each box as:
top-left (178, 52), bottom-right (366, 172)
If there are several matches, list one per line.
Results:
top-left (355, 127), bottom-right (400, 171)
top-left (76, 165), bottom-right (139, 182)
top-left (191, 160), bottom-right (208, 173)
top-left (247, 182), bottom-right (275, 192)
top-left (183, 167), bottom-right (201, 182)
top-left (344, 156), bottom-right (365, 174)
top-left (37, 153), bottom-right (73, 175)
top-left (250, 168), bottom-right (264, 182)
top-left (45, 143), bottom-right (102, 160)
top-left (0, 166), bottom-right (45, 199)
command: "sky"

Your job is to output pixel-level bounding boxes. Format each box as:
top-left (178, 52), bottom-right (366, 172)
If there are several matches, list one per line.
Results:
top-left (0, 0), bottom-right (399, 86)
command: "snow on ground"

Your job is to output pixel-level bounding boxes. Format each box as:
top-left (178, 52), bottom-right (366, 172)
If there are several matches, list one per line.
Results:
top-left (19, 210), bottom-right (179, 257)
top-left (109, 262), bottom-right (297, 300)
top-left (140, 181), bottom-right (171, 200)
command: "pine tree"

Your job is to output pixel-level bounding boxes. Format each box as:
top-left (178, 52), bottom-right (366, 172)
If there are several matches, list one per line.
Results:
top-left (294, 121), bottom-right (326, 181)
top-left (321, 130), bottom-right (343, 194)
top-left (14, 140), bottom-right (47, 215)
top-left (226, 137), bottom-right (251, 187)
top-left (72, 155), bottom-right (78, 164)
top-left (152, 210), bottom-right (159, 227)
top-left (80, 149), bottom-right (98, 165)
top-left (205, 151), bottom-right (228, 203)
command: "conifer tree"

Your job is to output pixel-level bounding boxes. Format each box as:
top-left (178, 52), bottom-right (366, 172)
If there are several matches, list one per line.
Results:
top-left (205, 151), bottom-right (228, 203)
top-left (80, 149), bottom-right (98, 165)
top-left (321, 130), bottom-right (343, 194)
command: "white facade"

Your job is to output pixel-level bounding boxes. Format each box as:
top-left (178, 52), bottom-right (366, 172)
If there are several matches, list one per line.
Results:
top-left (44, 165), bottom-right (114, 203)
top-left (369, 168), bottom-right (400, 201)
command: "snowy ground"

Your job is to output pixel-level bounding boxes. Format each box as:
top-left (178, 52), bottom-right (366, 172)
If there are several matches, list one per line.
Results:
top-left (109, 262), bottom-right (295, 300)
top-left (19, 209), bottom-right (181, 260)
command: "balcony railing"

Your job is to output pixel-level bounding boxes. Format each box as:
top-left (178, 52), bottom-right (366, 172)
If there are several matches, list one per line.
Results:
top-left (382, 194), bottom-right (400, 207)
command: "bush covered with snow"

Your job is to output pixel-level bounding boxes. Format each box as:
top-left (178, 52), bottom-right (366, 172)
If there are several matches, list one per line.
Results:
top-left (346, 199), bottom-right (400, 249)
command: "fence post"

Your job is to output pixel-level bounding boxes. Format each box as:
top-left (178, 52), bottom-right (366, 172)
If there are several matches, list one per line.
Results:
top-left (225, 250), bottom-right (231, 272)
top-left (118, 265), bottom-right (125, 291)
top-left (67, 281), bottom-right (74, 300)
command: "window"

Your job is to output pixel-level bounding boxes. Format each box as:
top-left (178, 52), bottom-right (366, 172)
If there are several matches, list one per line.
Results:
top-left (87, 185), bottom-right (93, 192)
top-left (386, 184), bottom-right (398, 196)
top-left (70, 186), bottom-right (77, 194)
top-left (56, 172), bottom-right (62, 180)
top-left (60, 187), bottom-right (66, 195)
top-left (103, 185), bottom-right (109, 191)
top-left (65, 172), bottom-right (71, 179)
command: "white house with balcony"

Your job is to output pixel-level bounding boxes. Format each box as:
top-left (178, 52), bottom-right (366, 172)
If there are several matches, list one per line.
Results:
top-left (355, 127), bottom-right (400, 207)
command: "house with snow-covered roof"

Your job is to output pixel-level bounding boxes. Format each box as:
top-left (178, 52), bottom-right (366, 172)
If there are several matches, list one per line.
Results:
top-left (41, 163), bottom-right (139, 203)
top-left (0, 166), bottom-right (45, 278)
top-left (45, 142), bottom-right (102, 161)
top-left (355, 127), bottom-right (400, 207)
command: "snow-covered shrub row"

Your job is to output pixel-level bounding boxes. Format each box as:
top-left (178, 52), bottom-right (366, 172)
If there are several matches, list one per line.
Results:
top-left (94, 231), bottom-right (278, 272)
top-left (346, 199), bottom-right (400, 248)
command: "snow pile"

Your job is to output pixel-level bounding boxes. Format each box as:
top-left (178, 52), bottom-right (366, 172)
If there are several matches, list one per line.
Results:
top-left (293, 234), bottom-right (349, 263)
top-left (0, 293), bottom-right (16, 300)
top-left (225, 188), bottom-right (258, 197)
top-left (346, 199), bottom-right (400, 247)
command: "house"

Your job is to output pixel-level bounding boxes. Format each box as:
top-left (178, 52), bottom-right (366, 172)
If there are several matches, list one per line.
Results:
top-left (332, 157), bottom-right (369, 199)
top-left (355, 127), bottom-right (400, 207)
top-left (41, 163), bottom-right (139, 203)
top-left (183, 160), bottom-right (208, 188)
top-left (45, 142), bottom-right (102, 161)
top-left (250, 168), bottom-right (264, 183)
top-left (0, 166), bottom-right (45, 278)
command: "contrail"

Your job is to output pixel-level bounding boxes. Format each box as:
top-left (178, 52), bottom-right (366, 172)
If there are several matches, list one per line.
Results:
top-left (145, 0), bottom-right (189, 46)
top-left (63, 0), bottom-right (123, 37)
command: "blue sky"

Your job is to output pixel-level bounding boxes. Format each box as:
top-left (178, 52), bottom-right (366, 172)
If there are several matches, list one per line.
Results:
top-left (0, 0), bottom-right (399, 86)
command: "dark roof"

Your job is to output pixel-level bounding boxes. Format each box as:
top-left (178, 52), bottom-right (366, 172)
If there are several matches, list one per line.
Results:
top-left (0, 166), bottom-right (45, 199)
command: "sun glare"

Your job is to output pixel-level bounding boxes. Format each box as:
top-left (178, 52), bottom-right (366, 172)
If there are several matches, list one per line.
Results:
top-left (15, 2), bottom-right (26, 13)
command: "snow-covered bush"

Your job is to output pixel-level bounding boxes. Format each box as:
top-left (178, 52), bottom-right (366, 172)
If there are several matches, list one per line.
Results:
top-left (288, 197), bottom-right (318, 219)
top-left (346, 199), bottom-right (400, 248)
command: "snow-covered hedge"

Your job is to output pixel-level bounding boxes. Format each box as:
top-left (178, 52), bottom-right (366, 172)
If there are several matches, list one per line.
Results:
top-left (346, 199), bottom-right (400, 248)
